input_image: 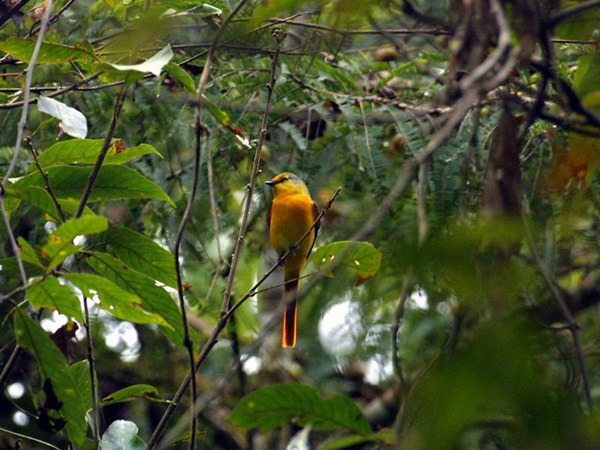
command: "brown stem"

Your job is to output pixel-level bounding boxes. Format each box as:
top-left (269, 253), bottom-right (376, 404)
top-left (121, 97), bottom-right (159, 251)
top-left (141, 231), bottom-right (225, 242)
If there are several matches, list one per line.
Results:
top-left (74, 82), bottom-right (127, 218)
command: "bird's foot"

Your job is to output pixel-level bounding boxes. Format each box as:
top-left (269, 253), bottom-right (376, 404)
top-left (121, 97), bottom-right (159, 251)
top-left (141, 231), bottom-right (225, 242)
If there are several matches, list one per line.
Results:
top-left (288, 244), bottom-right (299, 256)
top-left (277, 255), bottom-right (286, 267)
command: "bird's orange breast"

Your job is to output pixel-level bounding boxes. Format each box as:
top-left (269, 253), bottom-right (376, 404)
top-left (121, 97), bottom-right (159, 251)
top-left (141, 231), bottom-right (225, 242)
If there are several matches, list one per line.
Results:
top-left (269, 193), bottom-right (315, 258)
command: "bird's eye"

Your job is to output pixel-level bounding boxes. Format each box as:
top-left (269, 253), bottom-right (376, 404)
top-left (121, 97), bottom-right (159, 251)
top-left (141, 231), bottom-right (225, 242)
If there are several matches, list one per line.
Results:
top-left (282, 176), bottom-right (290, 181)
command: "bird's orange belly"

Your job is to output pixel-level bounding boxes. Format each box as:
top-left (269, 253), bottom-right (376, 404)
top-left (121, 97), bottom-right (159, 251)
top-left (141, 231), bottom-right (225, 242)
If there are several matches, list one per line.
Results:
top-left (269, 194), bottom-right (315, 257)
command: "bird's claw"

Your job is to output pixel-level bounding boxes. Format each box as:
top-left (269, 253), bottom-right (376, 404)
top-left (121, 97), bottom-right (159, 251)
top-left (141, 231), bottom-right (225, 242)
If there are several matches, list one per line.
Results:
top-left (288, 244), bottom-right (299, 256)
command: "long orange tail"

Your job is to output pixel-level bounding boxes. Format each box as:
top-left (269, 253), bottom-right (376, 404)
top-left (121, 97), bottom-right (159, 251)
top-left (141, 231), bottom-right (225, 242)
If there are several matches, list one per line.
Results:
top-left (282, 278), bottom-right (298, 348)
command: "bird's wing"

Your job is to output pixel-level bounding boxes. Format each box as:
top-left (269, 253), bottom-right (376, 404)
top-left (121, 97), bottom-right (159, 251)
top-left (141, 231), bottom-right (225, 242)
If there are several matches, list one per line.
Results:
top-left (307, 201), bottom-right (320, 256)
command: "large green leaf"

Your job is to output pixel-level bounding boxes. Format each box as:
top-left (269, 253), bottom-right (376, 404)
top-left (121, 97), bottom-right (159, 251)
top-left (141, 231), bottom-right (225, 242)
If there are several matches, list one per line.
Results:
top-left (320, 430), bottom-right (395, 450)
top-left (42, 216), bottom-right (108, 270)
top-left (68, 360), bottom-right (92, 415)
top-left (573, 53), bottom-right (600, 100)
top-left (27, 276), bottom-right (83, 322)
top-left (5, 185), bottom-right (94, 221)
top-left (12, 165), bottom-right (175, 206)
top-left (0, 38), bottom-right (95, 64)
top-left (165, 63), bottom-right (195, 93)
top-left (18, 237), bottom-right (43, 267)
top-left (36, 139), bottom-right (162, 168)
top-left (100, 384), bottom-right (161, 407)
top-left (100, 420), bottom-right (145, 450)
top-left (103, 226), bottom-right (177, 287)
top-left (309, 241), bottom-right (382, 284)
top-left (63, 273), bottom-right (166, 325)
top-left (0, 257), bottom-right (44, 278)
top-left (555, 7), bottom-right (600, 40)
top-left (14, 313), bottom-right (88, 447)
top-left (230, 383), bottom-right (372, 434)
top-left (87, 253), bottom-right (186, 346)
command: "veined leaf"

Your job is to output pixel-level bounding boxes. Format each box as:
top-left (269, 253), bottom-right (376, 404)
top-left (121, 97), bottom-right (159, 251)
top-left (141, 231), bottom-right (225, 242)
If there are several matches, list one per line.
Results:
top-left (36, 139), bottom-right (162, 168)
top-left (4, 185), bottom-right (93, 221)
top-left (0, 38), bottom-right (95, 64)
top-left (42, 215), bottom-right (108, 270)
top-left (100, 384), bottom-right (161, 407)
top-left (100, 420), bottom-right (145, 450)
top-left (573, 53), bottom-right (600, 100)
top-left (309, 241), bottom-right (382, 285)
top-left (12, 165), bottom-right (175, 206)
top-left (230, 383), bottom-right (372, 434)
top-left (87, 253), bottom-right (187, 347)
top-left (68, 360), bottom-right (92, 415)
top-left (14, 313), bottom-right (88, 447)
top-left (320, 430), bottom-right (395, 450)
top-left (27, 276), bottom-right (83, 322)
top-left (165, 63), bottom-right (195, 93)
top-left (202, 94), bottom-right (231, 126)
top-left (0, 257), bottom-right (44, 278)
top-left (103, 226), bottom-right (177, 287)
top-left (63, 273), bottom-right (166, 325)
top-left (18, 237), bottom-right (43, 267)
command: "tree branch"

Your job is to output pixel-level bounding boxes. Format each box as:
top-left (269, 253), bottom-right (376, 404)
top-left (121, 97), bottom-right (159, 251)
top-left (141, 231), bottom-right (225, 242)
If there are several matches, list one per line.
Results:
top-left (147, 187), bottom-right (340, 449)
top-left (550, 0), bottom-right (600, 26)
top-left (74, 82), bottom-right (127, 218)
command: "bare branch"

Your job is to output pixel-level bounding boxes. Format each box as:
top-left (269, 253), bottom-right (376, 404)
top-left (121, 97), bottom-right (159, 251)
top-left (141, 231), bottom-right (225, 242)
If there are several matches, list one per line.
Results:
top-left (550, 0), bottom-right (600, 26)
top-left (0, 425), bottom-right (61, 450)
top-left (522, 217), bottom-right (593, 411)
top-left (25, 138), bottom-right (66, 222)
top-left (147, 187), bottom-right (341, 450)
top-left (74, 82), bottom-right (127, 218)
top-left (0, 0), bottom-right (30, 28)
top-left (0, 1), bottom-right (53, 439)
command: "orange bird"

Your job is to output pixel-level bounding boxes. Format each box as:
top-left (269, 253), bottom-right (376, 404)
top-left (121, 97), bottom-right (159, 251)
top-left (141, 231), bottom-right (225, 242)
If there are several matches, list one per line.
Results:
top-left (266, 173), bottom-right (319, 348)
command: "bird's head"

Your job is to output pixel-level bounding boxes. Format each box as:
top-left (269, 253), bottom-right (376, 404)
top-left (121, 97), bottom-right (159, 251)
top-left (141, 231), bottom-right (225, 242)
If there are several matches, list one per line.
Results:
top-left (265, 172), bottom-right (309, 197)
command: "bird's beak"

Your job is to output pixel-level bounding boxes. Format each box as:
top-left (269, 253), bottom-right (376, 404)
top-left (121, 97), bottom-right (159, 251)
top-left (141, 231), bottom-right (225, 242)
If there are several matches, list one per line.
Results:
top-left (265, 180), bottom-right (275, 187)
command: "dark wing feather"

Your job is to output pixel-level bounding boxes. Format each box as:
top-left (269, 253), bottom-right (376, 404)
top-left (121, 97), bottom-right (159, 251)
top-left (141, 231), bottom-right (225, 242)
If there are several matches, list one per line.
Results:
top-left (307, 201), bottom-right (320, 256)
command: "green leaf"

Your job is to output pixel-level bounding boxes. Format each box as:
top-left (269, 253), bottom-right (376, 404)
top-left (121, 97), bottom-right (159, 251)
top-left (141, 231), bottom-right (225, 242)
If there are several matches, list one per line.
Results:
top-left (100, 384), bottom-right (160, 407)
top-left (168, 430), bottom-right (208, 446)
top-left (12, 165), bottom-right (175, 206)
top-left (36, 139), bottom-right (162, 168)
top-left (573, 53), bottom-right (600, 100)
top-left (100, 420), bottom-right (145, 450)
top-left (14, 313), bottom-right (88, 447)
top-left (165, 63), bottom-right (196, 93)
top-left (320, 430), bottom-right (395, 450)
top-left (555, 7), bottom-right (600, 41)
top-left (42, 216), bottom-right (108, 270)
top-left (0, 38), bottom-right (95, 64)
top-left (230, 383), bottom-right (372, 434)
top-left (103, 226), bottom-right (177, 287)
top-left (27, 276), bottom-right (83, 322)
top-left (68, 360), bottom-right (92, 414)
top-left (18, 237), bottom-right (43, 267)
top-left (110, 44), bottom-right (173, 77)
top-left (4, 185), bottom-right (93, 221)
top-left (202, 94), bottom-right (231, 126)
top-left (0, 257), bottom-right (44, 278)
top-left (63, 273), bottom-right (166, 325)
top-left (87, 253), bottom-right (186, 347)
top-left (309, 241), bottom-right (382, 284)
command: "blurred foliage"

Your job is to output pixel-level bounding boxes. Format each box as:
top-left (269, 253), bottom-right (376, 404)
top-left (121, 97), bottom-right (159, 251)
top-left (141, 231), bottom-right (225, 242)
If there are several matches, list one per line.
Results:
top-left (0, 0), bottom-right (599, 449)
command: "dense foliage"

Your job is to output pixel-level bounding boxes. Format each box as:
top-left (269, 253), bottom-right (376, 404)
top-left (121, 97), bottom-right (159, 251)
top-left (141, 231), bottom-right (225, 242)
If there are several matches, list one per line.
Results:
top-left (1, 0), bottom-right (600, 449)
